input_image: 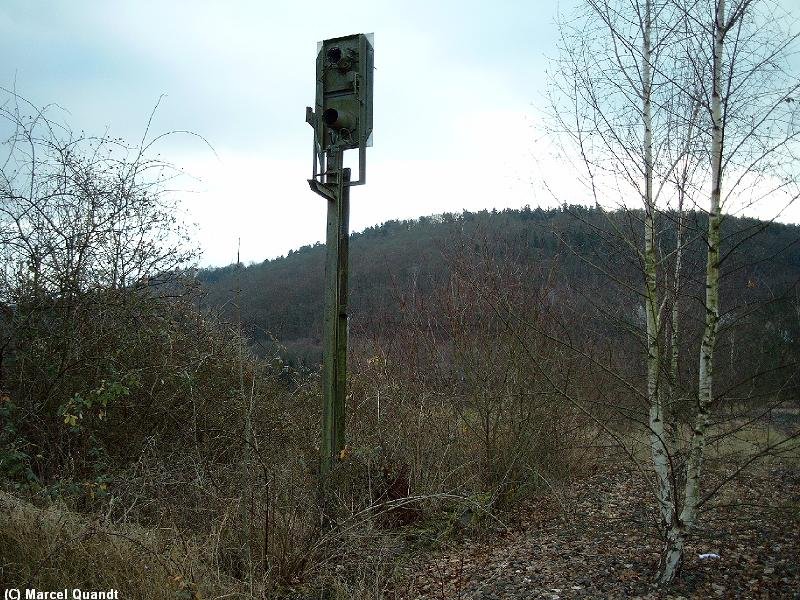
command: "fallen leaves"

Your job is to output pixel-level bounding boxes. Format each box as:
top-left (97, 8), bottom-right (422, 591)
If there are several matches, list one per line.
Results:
top-left (394, 463), bottom-right (800, 599)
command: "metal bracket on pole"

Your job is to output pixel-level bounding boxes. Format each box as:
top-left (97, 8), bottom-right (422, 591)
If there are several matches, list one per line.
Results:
top-left (308, 178), bottom-right (336, 202)
top-left (349, 144), bottom-right (367, 186)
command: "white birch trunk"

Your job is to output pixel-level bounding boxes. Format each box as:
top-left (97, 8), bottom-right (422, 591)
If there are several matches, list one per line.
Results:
top-left (659, 0), bottom-right (726, 586)
top-left (682, 0), bottom-right (724, 531)
top-left (681, 0), bottom-right (725, 527)
top-left (641, 0), bottom-right (677, 565)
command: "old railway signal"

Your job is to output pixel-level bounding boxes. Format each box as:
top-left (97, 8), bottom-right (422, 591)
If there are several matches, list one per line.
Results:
top-left (318, 35), bottom-right (373, 150)
top-left (308, 33), bottom-right (373, 188)
top-left (306, 33), bottom-right (373, 481)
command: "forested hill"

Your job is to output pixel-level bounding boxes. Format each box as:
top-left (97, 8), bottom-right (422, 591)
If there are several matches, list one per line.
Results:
top-left (197, 206), bottom-right (800, 365)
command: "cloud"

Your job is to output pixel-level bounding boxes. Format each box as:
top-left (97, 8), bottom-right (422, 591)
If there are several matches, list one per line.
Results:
top-left (3, 0), bottom-right (796, 267)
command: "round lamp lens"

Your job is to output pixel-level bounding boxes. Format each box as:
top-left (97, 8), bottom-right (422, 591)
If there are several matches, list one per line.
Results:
top-left (327, 47), bottom-right (342, 64)
top-left (323, 108), bottom-right (339, 126)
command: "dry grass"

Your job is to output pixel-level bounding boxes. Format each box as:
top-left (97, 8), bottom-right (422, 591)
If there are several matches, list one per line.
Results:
top-left (0, 491), bottom-right (242, 599)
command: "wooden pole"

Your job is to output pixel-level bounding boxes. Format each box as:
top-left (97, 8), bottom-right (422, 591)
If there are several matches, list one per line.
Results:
top-left (321, 150), bottom-right (350, 479)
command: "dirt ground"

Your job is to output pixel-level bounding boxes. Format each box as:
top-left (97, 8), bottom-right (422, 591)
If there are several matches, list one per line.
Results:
top-left (395, 460), bottom-right (800, 599)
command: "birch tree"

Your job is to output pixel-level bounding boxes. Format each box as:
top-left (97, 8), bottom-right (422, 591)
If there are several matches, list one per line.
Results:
top-left (661, 0), bottom-right (800, 583)
top-left (549, 0), bottom-right (698, 580)
top-left (547, 0), bottom-right (799, 585)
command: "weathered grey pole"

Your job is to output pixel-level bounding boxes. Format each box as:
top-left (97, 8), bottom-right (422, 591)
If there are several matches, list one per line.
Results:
top-left (320, 150), bottom-right (349, 478)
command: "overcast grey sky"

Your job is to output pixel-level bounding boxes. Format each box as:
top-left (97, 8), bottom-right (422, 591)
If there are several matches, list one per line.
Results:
top-left (2, 1), bottom-right (798, 266)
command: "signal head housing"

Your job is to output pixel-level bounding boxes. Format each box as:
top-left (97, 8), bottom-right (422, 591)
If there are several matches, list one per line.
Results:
top-left (314, 33), bottom-right (374, 153)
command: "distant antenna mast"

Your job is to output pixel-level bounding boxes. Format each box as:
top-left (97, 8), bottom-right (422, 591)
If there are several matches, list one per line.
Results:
top-left (306, 33), bottom-right (374, 480)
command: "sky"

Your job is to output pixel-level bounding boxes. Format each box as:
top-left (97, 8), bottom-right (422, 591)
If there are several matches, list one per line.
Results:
top-left (1, 0), bottom-right (798, 266)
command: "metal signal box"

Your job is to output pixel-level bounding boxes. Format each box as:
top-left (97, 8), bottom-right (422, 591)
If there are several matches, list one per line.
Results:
top-left (309, 33), bottom-right (373, 185)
